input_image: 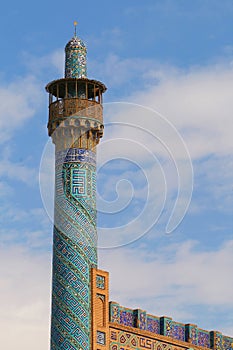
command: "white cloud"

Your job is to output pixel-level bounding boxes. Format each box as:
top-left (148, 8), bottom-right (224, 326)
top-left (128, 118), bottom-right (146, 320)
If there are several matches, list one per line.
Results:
top-left (90, 54), bottom-right (158, 86)
top-left (0, 181), bottom-right (13, 197)
top-left (0, 75), bottom-right (42, 143)
top-left (21, 49), bottom-right (64, 78)
top-left (88, 27), bottom-right (124, 55)
top-left (129, 63), bottom-right (233, 158)
top-left (0, 159), bottom-right (38, 186)
top-left (92, 58), bottom-right (233, 230)
top-left (0, 246), bottom-right (51, 350)
top-left (97, 104), bottom-right (194, 237)
top-left (0, 205), bottom-right (52, 248)
top-left (193, 155), bottom-right (233, 212)
top-left (96, 54), bottom-right (233, 157)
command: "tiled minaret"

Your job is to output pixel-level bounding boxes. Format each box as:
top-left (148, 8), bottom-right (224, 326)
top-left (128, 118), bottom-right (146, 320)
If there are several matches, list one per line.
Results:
top-left (46, 24), bottom-right (107, 349)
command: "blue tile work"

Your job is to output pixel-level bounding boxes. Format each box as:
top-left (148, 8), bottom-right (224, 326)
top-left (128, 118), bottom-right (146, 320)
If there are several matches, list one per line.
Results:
top-left (215, 333), bottom-right (223, 350)
top-left (56, 148), bottom-right (96, 167)
top-left (197, 329), bottom-right (211, 348)
top-left (110, 302), bottom-right (135, 327)
top-left (161, 317), bottom-right (185, 341)
top-left (209, 332), bottom-right (233, 350)
top-left (50, 148), bottom-right (97, 350)
top-left (160, 317), bottom-right (173, 337)
top-left (139, 311), bottom-right (147, 330)
top-left (186, 325), bottom-right (210, 348)
top-left (110, 302), bottom-right (120, 323)
top-left (71, 169), bottom-right (87, 196)
top-left (97, 331), bottom-right (106, 345)
top-left (186, 324), bottom-right (198, 345)
top-left (119, 310), bottom-right (135, 327)
top-left (210, 331), bottom-right (223, 350)
top-left (96, 275), bottom-right (105, 289)
top-left (109, 303), bottom-right (233, 349)
top-left (65, 35), bottom-right (87, 78)
top-left (172, 323), bottom-right (185, 341)
top-left (147, 315), bottom-right (160, 334)
top-left (133, 309), bottom-right (147, 330)
top-left (223, 336), bottom-right (233, 350)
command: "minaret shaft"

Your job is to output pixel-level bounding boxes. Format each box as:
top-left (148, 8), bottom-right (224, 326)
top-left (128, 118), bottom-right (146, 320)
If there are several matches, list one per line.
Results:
top-left (46, 31), bottom-right (106, 350)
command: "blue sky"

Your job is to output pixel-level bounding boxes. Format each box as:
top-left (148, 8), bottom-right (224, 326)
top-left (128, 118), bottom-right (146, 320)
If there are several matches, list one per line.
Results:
top-left (0, 1), bottom-right (233, 349)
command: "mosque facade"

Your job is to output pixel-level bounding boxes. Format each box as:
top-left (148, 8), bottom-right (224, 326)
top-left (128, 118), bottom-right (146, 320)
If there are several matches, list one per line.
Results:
top-left (45, 28), bottom-right (233, 350)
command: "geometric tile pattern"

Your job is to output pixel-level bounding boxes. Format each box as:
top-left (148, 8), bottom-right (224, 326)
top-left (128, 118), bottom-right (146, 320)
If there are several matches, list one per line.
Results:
top-left (186, 325), bottom-right (211, 347)
top-left (223, 336), bottom-right (233, 350)
top-left (160, 317), bottom-right (185, 342)
top-left (186, 324), bottom-right (197, 345)
top-left (211, 332), bottom-right (223, 350)
top-left (197, 329), bottom-right (210, 348)
top-left (71, 169), bottom-right (87, 197)
top-left (139, 311), bottom-right (147, 330)
top-left (120, 310), bottom-right (134, 327)
top-left (111, 304), bottom-right (120, 323)
top-left (209, 332), bottom-right (233, 350)
top-left (96, 275), bottom-right (105, 289)
top-left (97, 331), bottom-right (106, 345)
top-left (62, 161), bottom-right (97, 222)
top-left (147, 316), bottom-right (160, 334)
top-left (109, 329), bottom-right (183, 350)
top-left (51, 147), bottom-right (97, 350)
top-left (65, 35), bottom-right (87, 78)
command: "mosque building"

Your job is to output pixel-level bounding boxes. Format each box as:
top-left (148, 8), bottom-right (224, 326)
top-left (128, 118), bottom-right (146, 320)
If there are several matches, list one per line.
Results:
top-left (45, 25), bottom-right (233, 350)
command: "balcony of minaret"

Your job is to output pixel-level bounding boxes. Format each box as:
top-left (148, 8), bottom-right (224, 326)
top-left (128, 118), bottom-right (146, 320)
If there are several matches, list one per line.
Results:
top-left (46, 78), bottom-right (106, 147)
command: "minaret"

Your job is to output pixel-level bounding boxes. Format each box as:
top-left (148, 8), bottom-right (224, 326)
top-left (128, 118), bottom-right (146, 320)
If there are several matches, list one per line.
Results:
top-left (45, 24), bottom-right (107, 349)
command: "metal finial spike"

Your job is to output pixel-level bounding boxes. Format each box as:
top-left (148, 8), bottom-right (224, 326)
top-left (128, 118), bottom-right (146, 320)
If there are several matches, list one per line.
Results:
top-left (74, 21), bottom-right (78, 36)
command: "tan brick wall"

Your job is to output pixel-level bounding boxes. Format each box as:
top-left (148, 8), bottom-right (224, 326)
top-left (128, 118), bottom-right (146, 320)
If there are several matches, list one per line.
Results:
top-left (91, 268), bottom-right (110, 350)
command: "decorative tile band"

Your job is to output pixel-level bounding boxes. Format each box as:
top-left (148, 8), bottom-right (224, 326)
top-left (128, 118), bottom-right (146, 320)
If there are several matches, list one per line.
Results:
top-left (56, 148), bottom-right (96, 167)
top-left (109, 328), bottom-right (182, 350)
top-left (109, 303), bottom-right (233, 350)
